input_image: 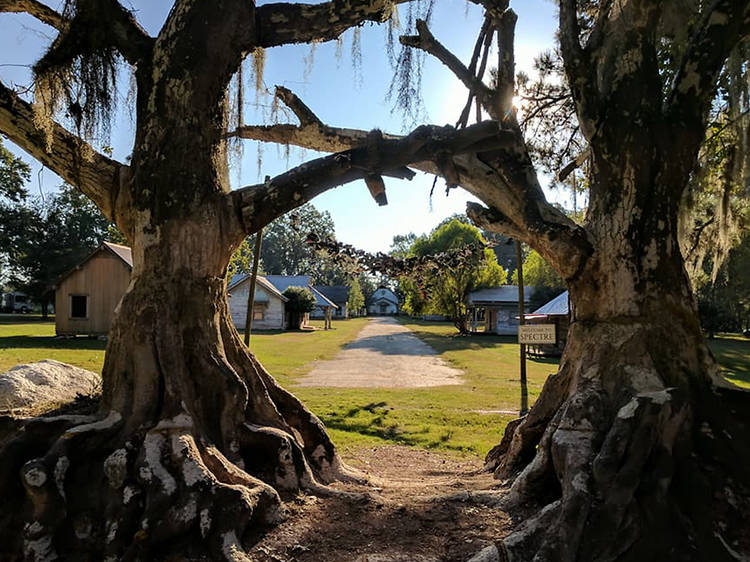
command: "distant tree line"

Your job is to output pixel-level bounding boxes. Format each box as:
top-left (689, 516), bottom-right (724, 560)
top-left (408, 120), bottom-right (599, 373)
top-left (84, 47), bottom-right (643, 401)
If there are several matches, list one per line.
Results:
top-left (0, 141), bottom-right (116, 316)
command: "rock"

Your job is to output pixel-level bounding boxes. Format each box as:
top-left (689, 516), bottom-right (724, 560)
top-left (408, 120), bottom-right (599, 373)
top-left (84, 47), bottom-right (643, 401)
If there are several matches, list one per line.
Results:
top-left (0, 360), bottom-right (100, 413)
top-left (466, 544), bottom-right (501, 562)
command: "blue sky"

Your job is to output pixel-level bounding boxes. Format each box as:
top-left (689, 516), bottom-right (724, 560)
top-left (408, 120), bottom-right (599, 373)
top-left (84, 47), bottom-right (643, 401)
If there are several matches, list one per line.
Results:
top-left (0, 0), bottom-right (562, 252)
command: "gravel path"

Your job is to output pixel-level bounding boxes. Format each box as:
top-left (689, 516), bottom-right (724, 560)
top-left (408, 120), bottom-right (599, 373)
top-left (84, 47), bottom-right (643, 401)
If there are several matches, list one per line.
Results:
top-left (297, 317), bottom-right (463, 388)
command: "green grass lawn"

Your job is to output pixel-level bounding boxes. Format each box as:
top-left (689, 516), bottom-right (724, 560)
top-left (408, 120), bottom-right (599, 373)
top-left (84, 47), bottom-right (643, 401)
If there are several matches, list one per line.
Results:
top-left (709, 333), bottom-right (750, 388)
top-left (295, 319), bottom-right (558, 457)
top-left (2, 314), bottom-right (749, 460)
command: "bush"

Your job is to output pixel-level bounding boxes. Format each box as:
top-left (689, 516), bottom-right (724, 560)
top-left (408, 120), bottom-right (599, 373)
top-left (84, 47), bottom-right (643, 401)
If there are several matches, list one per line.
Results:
top-left (283, 286), bottom-right (316, 329)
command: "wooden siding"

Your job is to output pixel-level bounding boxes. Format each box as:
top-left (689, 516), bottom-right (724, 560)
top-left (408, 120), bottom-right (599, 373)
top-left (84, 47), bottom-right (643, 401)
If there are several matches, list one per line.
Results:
top-left (228, 283), bottom-right (285, 330)
top-left (55, 251), bottom-right (131, 336)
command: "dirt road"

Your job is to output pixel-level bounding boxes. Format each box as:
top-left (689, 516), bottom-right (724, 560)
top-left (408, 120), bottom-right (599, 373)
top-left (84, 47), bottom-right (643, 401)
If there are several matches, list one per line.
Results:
top-left (297, 317), bottom-right (463, 388)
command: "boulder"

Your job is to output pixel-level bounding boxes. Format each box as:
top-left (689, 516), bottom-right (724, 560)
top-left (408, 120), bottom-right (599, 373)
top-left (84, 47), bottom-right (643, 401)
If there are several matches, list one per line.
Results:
top-left (0, 360), bottom-right (100, 413)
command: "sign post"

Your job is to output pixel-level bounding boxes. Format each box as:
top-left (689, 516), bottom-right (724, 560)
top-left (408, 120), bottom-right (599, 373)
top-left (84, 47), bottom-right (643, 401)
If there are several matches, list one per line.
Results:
top-left (516, 240), bottom-right (528, 416)
top-left (244, 229), bottom-right (263, 347)
top-left (518, 324), bottom-right (557, 345)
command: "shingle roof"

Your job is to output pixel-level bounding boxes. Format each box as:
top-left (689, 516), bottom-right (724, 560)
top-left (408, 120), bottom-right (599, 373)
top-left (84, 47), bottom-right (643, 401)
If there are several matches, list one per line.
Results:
top-left (313, 285), bottom-right (350, 304)
top-left (264, 275), bottom-right (338, 309)
top-left (227, 274), bottom-right (288, 302)
top-left (264, 275), bottom-right (312, 292)
top-left (467, 285), bottom-right (534, 305)
top-left (531, 290), bottom-right (569, 316)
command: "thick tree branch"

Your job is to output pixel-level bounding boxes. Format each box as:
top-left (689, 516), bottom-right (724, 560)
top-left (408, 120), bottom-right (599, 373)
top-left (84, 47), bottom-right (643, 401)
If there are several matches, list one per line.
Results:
top-left (100, 0), bottom-right (154, 65)
top-left (231, 87), bottom-right (592, 279)
top-left (0, 0), bottom-right (63, 29)
top-left (668, 0), bottom-right (750, 128)
top-left (231, 85), bottom-right (399, 153)
top-left (255, 0), bottom-right (410, 48)
top-left (466, 201), bottom-right (524, 240)
top-left (559, 0), bottom-right (584, 69)
top-left (233, 121), bottom-right (516, 233)
top-left (275, 86), bottom-right (322, 127)
top-left (0, 81), bottom-right (124, 220)
top-left (400, 19), bottom-right (498, 119)
top-left (494, 9), bottom-right (517, 121)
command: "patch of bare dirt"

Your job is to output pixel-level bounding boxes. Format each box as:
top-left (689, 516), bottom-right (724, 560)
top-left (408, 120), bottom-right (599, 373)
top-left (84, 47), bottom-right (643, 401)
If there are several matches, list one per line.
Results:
top-left (299, 317), bottom-right (463, 388)
top-left (248, 446), bottom-right (513, 562)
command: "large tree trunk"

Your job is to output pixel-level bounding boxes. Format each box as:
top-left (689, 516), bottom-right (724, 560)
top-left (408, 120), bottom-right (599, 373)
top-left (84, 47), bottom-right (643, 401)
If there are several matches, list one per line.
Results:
top-left (484, 171), bottom-right (750, 561)
top-left (0, 20), bottom-right (363, 551)
top-left (0, 210), bottom-right (361, 561)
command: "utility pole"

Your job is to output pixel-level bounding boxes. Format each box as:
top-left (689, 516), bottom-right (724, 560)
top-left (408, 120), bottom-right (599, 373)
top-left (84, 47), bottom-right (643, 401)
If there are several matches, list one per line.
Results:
top-left (571, 168), bottom-right (577, 221)
top-left (516, 240), bottom-right (528, 416)
top-left (244, 229), bottom-right (263, 347)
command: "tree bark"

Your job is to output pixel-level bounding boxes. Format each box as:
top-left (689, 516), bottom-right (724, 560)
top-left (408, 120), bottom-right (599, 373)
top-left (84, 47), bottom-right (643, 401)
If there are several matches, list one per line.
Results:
top-left (0, 186), bottom-right (365, 562)
top-left (0, 4), bottom-right (367, 557)
top-left (484, 161), bottom-right (750, 561)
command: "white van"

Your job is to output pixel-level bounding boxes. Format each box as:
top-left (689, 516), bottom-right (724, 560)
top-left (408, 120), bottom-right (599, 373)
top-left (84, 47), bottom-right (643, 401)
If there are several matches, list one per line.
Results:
top-left (1, 292), bottom-right (32, 313)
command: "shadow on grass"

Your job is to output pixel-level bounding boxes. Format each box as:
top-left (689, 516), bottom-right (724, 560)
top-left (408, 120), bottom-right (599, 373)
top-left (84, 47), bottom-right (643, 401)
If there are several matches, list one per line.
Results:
top-left (407, 328), bottom-right (560, 366)
top-left (321, 401), bottom-right (472, 453)
top-left (0, 335), bottom-right (106, 352)
top-left (709, 337), bottom-right (750, 386)
top-left (0, 314), bottom-right (55, 324)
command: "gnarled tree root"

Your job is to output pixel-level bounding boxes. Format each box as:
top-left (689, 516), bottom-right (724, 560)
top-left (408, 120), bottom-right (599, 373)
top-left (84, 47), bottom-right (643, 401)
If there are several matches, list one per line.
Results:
top-left (0, 391), bottom-right (369, 561)
top-left (482, 382), bottom-right (750, 562)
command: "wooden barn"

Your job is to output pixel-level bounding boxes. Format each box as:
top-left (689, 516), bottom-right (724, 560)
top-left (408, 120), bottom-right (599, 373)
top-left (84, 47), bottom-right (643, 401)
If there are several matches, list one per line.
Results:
top-left (54, 242), bottom-right (132, 336)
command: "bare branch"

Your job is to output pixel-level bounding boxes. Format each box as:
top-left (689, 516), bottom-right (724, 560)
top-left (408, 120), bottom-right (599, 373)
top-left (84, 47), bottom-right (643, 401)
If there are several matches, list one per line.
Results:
top-left (275, 86), bottom-right (322, 127)
top-left (400, 19), bottom-right (497, 118)
top-left (494, 9), bottom-right (517, 121)
top-left (232, 87), bottom-right (593, 279)
top-left (557, 147), bottom-right (590, 182)
top-left (668, 0), bottom-right (750, 129)
top-left (0, 0), bottom-right (63, 29)
top-left (0, 81), bottom-right (124, 220)
top-left (255, 0), bottom-right (410, 48)
top-left (233, 121), bottom-right (516, 233)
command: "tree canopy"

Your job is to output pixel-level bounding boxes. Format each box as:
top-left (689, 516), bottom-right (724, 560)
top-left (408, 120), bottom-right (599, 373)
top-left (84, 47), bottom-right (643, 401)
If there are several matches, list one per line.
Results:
top-left (400, 218), bottom-right (506, 331)
top-left (0, 148), bottom-right (112, 312)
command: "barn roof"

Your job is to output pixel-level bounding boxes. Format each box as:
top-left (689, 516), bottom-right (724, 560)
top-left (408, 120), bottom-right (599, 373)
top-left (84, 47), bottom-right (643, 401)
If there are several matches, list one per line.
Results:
top-left (54, 241), bottom-right (133, 288)
top-left (103, 242), bottom-right (133, 268)
top-left (227, 274), bottom-right (288, 302)
top-left (264, 275), bottom-right (338, 309)
top-left (313, 285), bottom-right (350, 304)
top-left (467, 285), bottom-right (534, 305)
top-left (531, 290), bottom-right (569, 316)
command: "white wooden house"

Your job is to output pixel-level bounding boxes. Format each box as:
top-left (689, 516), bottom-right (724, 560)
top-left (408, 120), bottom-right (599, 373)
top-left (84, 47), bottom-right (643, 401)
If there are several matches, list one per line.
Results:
top-left (227, 274), bottom-right (288, 331)
top-left (264, 275), bottom-right (337, 327)
top-left (367, 286), bottom-right (399, 315)
top-left (312, 285), bottom-right (350, 319)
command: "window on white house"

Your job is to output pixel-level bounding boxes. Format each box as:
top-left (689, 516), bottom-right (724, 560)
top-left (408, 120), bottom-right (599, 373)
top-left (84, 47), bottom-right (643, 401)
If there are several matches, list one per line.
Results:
top-left (253, 305), bottom-right (264, 321)
top-left (70, 295), bottom-right (88, 319)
